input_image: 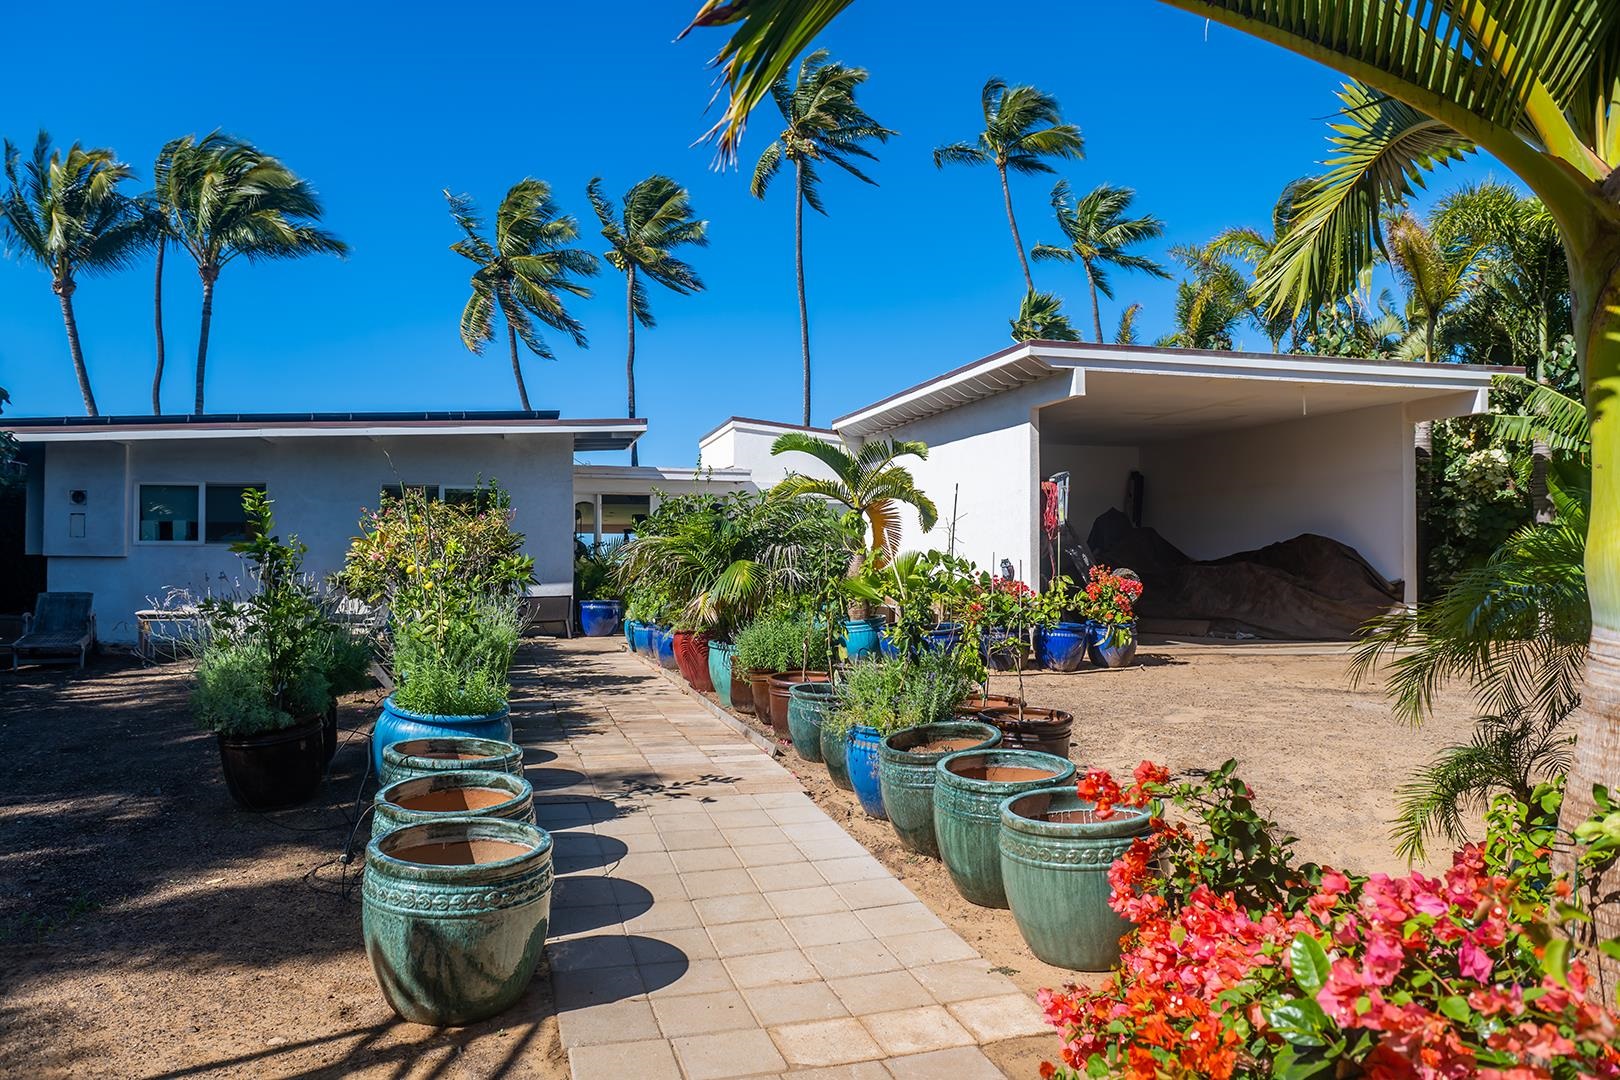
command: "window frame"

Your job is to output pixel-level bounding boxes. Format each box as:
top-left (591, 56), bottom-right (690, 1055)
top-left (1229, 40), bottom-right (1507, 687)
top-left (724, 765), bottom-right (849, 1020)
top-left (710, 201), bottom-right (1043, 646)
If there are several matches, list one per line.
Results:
top-left (133, 481), bottom-right (268, 546)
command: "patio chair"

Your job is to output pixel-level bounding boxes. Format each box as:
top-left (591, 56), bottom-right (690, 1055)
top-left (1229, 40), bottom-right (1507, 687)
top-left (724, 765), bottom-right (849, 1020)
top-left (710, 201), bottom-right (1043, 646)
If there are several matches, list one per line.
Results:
top-left (13, 592), bottom-right (96, 670)
top-left (521, 583), bottom-right (574, 638)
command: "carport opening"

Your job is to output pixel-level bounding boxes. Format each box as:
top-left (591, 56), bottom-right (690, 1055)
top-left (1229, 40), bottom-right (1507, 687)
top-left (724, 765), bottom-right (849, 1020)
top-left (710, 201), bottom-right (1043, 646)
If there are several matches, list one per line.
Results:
top-left (1034, 370), bottom-right (1431, 642)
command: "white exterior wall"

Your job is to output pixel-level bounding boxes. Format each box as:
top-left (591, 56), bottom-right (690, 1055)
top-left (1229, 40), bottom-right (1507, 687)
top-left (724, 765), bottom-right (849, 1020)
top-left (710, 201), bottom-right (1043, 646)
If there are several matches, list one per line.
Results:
top-left (882, 376), bottom-right (1069, 583)
top-left (36, 433), bottom-right (575, 642)
top-left (1038, 442), bottom-right (1142, 540)
top-left (698, 421), bottom-right (841, 489)
top-left (1137, 403), bottom-right (1413, 596)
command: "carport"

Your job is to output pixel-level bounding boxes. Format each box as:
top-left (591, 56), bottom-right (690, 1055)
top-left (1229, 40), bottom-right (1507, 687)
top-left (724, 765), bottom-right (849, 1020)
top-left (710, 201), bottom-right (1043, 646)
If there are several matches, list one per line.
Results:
top-left (831, 342), bottom-right (1504, 635)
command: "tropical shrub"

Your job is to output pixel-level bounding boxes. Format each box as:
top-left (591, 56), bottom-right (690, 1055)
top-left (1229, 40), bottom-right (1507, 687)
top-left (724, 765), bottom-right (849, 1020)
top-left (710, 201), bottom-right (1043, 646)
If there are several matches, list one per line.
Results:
top-left (1078, 564), bottom-right (1143, 635)
top-left (574, 541), bottom-right (619, 604)
top-left (1040, 766), bottom-right (1620, 1080)
top-left (734, 611), bottom-right (827, 674)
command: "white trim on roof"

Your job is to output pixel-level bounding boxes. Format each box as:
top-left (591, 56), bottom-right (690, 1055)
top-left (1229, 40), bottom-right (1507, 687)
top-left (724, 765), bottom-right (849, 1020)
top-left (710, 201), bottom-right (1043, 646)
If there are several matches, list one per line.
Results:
top-left (572, 464), bottom-right (751, 482)
top-left (12, 420), bottom-right (647, 444)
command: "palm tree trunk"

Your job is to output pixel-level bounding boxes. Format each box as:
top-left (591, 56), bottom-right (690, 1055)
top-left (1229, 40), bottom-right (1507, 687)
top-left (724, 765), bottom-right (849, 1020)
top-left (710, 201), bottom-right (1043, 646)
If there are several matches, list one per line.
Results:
top-left (151, 241), bottom-right (166, 415)
top-left (1083, 260), bottom-right (1103, 343)
top-left (1559, 237), bottom-right (1620, 993)
top-left (1529, 437), bottom-right (1554, 523)
top-left (54, 280), bottom-right (98, 417)
top-left (626, 265), bottom-right (639, 467)
top-left (194, 266), bottom-right (218, 414)
top-left (795, 163), bottom-right (812, 427)
top-left (999, 164), bottom-right (1034, 294)
top-left (507, 323), bottom-right (532, 412)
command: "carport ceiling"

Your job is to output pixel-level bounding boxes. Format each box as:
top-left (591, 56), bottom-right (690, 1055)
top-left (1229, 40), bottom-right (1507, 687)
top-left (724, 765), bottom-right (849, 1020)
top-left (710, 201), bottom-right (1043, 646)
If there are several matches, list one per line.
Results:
top-left (1039, 369), bottom-right (1461, 445)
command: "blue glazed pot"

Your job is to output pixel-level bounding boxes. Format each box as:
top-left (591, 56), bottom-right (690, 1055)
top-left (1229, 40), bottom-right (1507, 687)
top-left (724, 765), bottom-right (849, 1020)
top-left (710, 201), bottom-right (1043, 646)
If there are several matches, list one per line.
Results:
top-left (847, 725), bottom-right (887, 819)
top-left (841, 616), bottom-right (887, 661)
top-left (787, 683), bottom-right (835, 762)
top-left (380, 736), bottom-right (525, 786)
top-left (708, 642), bottom-right (735, 708)
top-left (1038, 622), bottom-right (1089, 671)
top-left (372, 696), bottom-right (513, 778)
top-left (579, 600), bottom-right (622, 637)
top-left (363, 817), bottom-right (553, 1025)
top-left (982, 629), bottom-right (1021, 671)
top-left (1086, 621), bottom-right (1138, 668)
top-left (878, 632), bottom-right (901, 659)
top-left (624, 617), bottom-right (639, 647)
top-left (923, 622), bottom-right (963, 654)
top-left (655, 627), bottom-right (678, 669)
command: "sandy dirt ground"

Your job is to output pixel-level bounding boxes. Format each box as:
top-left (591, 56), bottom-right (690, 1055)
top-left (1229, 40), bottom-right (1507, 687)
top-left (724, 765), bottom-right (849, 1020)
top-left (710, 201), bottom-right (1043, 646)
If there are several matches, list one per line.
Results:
top-left (0, 640), bottom-right (1478, 1079)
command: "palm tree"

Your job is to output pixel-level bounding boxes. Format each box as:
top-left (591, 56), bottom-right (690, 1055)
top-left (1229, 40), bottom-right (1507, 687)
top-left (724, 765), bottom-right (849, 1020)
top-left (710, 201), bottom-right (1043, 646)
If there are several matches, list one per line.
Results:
top-left (1030, 182), bottom-right (1168, 342)
top-left (1384, 210), bottom-right (1478, 364)
top-left (447, 180), bottom-right (599, 411)
top-left (1210, 179), bottom-right (1315, 350)
top-left (692, 8), bottom-right (1620, 935)
top-left (769, 433), bottom-right (938, 563)
top-left (145, 138), bottom-right (188, 415)
top-left (933, 79), bottom-right (1084, 293)
top-left (751, 49), bottom-right (893, 427)
top-left (587, 176), bottom-right (708, 465)
top-left (1157, 241), bottom-right (1252, 350)
top-left (162, 134), bottom-right (346, 413)
top-left (1009, 290), bottom-right (1081, 342)
top-left (0, 133), bottom-right (148, 416)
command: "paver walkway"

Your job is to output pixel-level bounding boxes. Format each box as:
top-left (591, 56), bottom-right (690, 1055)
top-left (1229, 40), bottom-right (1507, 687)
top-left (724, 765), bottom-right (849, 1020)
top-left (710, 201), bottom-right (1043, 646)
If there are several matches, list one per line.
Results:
top-left (517, 638), bottom-right (1051, 1080)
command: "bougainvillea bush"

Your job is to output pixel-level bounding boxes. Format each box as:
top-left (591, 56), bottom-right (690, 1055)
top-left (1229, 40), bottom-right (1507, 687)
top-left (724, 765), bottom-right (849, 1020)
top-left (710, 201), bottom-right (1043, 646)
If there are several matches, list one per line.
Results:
top-left (1080, 564), bottom-right (1143, 635)
top-left (1042, 764), bottom-right (1620, 1080)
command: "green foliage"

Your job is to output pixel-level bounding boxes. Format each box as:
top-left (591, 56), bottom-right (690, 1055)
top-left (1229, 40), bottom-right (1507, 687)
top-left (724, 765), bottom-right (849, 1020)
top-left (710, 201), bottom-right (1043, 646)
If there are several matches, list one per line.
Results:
top-left (391, 597), bottom-right (519, 717)
top-left (574, 541), bottom-right (619, 603)
top-left (750, 49), bottom-right (892, 211)
top-left (1031, 181), bottom-right (1168, 342)
top-left (1008, 289), bottom-right (1079, 342)
top-left (769, 434), bottom-right (937, 561)
top-left (192, 642), bottom-right (326, 737)
top-left (733, 611), bottom-right (827, 673)
top-left (824, 651), bottom-right (972, 739)
top-left (317, 626), bottom-right (376, 698)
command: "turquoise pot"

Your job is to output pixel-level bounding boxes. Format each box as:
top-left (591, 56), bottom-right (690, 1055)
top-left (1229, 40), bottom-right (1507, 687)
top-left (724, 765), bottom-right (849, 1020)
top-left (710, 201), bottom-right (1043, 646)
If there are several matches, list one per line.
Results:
top-left (708, 642), bottom-right (735, 708)
top-left (820, 722), bottom-right (853, 790)
top-left (1000, 787), bottom-right (1151, 970)
top-left (363, 817), bottom-right (554, 1026)
top-left (879, 721), bottom-right (1001, 857)
top-left (372, 696), bottom-right (512, 778)
top-left (847, 725), bottom-right (887, 818)
top-left (372, 769), bottom-right (536, 840)
top-left (380, 736), bottom-right (524, 786)
top-left (841, 616), bottom-right (887, 661)
top-left (787, 683), bottom-right (835, 763)
top-left (933, 749), bottom-right (1076, 908)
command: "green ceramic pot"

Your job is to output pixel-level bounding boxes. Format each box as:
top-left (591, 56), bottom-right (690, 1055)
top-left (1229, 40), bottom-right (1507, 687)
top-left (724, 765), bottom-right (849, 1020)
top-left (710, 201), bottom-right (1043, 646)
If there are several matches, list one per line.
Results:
top-left (787, 683), bottom-right (836, 763)
top-left (380, 737), bottom-right (524, 786)
top-left (878, 721), bottom-right (1002, 857)
top-left (707, 642), bottom-right (735, 708)
top-left (363, 817), bottom-right (554, 1026)
top-left (820, 720), bottom-right (853, 790)
top-left (1000, 787), bottom-right (1151, 970)
top-left (372, 769), bottom-right (536, 840)
top-left (933, 749), bottom-right (1076, 908)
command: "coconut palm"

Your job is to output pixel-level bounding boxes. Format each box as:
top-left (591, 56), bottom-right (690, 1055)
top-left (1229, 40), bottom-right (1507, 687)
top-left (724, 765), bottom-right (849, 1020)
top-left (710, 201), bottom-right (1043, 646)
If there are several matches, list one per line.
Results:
top-left (1210, 179), bottom-right (1316, 350)
top-left (161, 134), bottom-right (346, 413)
top-left (0, 133), bottom-right (148, 416)
top-left (447, 180), bottom-right (599, 411)
top-left (751, 49), bottom-right (893, 427)
top-left (587, 176), bottom-right (708, 465)
top-left (144, 138), bottom-right (188, 415)
top-left (1156, 241), bottom-right (1252, 351)
top-left (1384, 210), bottom-right (1479, 364)
top-left (1030, 182), bottom-right (1167, 342)
top-left (769, 433), bottom-right (938, 562)
top-left (934, 80), bottom-right (1084, 293)
top-left (1009, 289), bottom-right (1081, 342)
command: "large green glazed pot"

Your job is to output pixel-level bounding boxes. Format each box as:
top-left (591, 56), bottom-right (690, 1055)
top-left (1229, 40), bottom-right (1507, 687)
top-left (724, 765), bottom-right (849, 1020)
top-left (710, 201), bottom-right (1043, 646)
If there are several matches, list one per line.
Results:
top-left (820, 720), bottom-right (853, 790)
top-left (788, 683), bottom-right (836, 763)
top-left (707, 642), bottom-right (736, 708)
top-left (934, 749), bottom-right (1076, 908)
top-left (879, 721), bottom-right (1002, 857)
top-left (1000, 787), bottom-right (1151, 970)
top-left (380, 737), bottom-right (525, 786)
top-left (372, 769), bottom-right (536, 840)
top-left (363, 817), bottom-right (554, 1026)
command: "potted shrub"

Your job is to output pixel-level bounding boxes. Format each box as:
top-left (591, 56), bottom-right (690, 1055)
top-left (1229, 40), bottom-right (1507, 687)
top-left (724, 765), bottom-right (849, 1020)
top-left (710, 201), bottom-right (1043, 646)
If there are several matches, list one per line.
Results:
top-left (1080, 564), bottom-right (1142, 668)
top-left (736, 612), bottom-right (826, 736)
top-left (574, 541), bottom-right (623, 637)
top-left (191, 491), bottom-right (332, 810)
top-left (975, 578), bottom-right (1076, 756)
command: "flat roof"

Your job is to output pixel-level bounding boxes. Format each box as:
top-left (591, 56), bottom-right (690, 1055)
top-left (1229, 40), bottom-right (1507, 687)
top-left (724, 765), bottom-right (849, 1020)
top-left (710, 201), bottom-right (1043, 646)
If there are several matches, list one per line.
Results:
top-left (697, 415), bottom-right (839, 445)
top-left (832, 341), bottom-right (1515, 437)
top-left (5, 410), bottom-right (645, 452)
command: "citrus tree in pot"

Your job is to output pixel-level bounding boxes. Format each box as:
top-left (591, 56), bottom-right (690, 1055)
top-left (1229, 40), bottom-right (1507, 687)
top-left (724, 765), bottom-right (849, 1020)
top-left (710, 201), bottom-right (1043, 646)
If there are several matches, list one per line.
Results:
top-left (192, 491), bottom-right (332, 810)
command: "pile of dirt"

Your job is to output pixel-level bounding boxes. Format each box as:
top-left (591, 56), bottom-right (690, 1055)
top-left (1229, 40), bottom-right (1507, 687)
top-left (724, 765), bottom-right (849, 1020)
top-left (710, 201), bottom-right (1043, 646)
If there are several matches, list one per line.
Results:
top-left (1086, 509), bottom-right (1402, 639)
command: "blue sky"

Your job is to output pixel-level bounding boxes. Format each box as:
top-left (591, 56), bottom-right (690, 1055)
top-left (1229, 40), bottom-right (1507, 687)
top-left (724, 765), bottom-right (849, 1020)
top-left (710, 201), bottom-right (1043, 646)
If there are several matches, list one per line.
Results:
top-left (0, 0), bottom-right (1506, 465)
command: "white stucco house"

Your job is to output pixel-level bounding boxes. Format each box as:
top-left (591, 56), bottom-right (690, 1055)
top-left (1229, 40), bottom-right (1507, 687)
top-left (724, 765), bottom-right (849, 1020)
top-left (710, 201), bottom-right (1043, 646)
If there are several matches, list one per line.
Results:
top-left (7, 342), bottom-right (1505, 644)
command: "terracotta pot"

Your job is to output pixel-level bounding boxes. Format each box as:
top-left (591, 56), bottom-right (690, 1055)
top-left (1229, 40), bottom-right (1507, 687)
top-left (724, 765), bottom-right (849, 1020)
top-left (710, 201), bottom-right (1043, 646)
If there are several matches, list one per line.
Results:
top-left (978, 706), bottom-right (1075, 758)
top-left (746, 670), bottom-right (777, 719)
top-left (767, 670), bottom-right (830, 737)
top-left (731, 672), bottom-right (756, 714)
top-left (672, 631), bottom-right (713, 692)
top-left (954, 694), bottom-right (1022, 720)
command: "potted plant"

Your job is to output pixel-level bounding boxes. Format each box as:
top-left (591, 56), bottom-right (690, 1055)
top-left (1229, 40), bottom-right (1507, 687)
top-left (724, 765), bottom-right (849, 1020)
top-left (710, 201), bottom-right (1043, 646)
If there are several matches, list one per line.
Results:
top-left (1033, 575), bottom-right (1087, 671)
top-left (574, 541), bottom-right (623, 636)
top-left (1080, 565), bottom-right (1143, 668)
top-left (976, 577), bottom-right (1077, 757)
top-left (191, 491), bottom-right (332, 810)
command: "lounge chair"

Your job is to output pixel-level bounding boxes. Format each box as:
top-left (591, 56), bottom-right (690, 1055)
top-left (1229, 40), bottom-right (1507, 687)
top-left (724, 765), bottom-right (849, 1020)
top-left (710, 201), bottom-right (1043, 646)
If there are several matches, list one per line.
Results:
top-left (13, 592), bottom-right (96, 669)
top-left (521, 583), bottom-right (574, 638)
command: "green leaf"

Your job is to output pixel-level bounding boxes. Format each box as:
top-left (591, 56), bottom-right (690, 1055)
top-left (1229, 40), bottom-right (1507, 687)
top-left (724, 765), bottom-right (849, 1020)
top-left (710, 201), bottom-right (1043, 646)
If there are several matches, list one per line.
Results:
top-left (1265, 997), bottom-right (1331, 1048)
top-left (1290, 934), bottom-right (1332, 995)
top-left (1438, 995), bottom-right (1471, 1022)
top-left (1543, 938), bottom-right (1570, 987)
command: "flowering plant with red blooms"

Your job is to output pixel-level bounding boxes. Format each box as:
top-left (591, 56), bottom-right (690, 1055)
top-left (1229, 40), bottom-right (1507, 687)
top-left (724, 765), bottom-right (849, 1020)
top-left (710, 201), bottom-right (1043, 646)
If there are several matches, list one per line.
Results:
top-left (1039, 773), bottom-right (1620, 1080)
top-left (1080, 564), bottom-right (1143, 631)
